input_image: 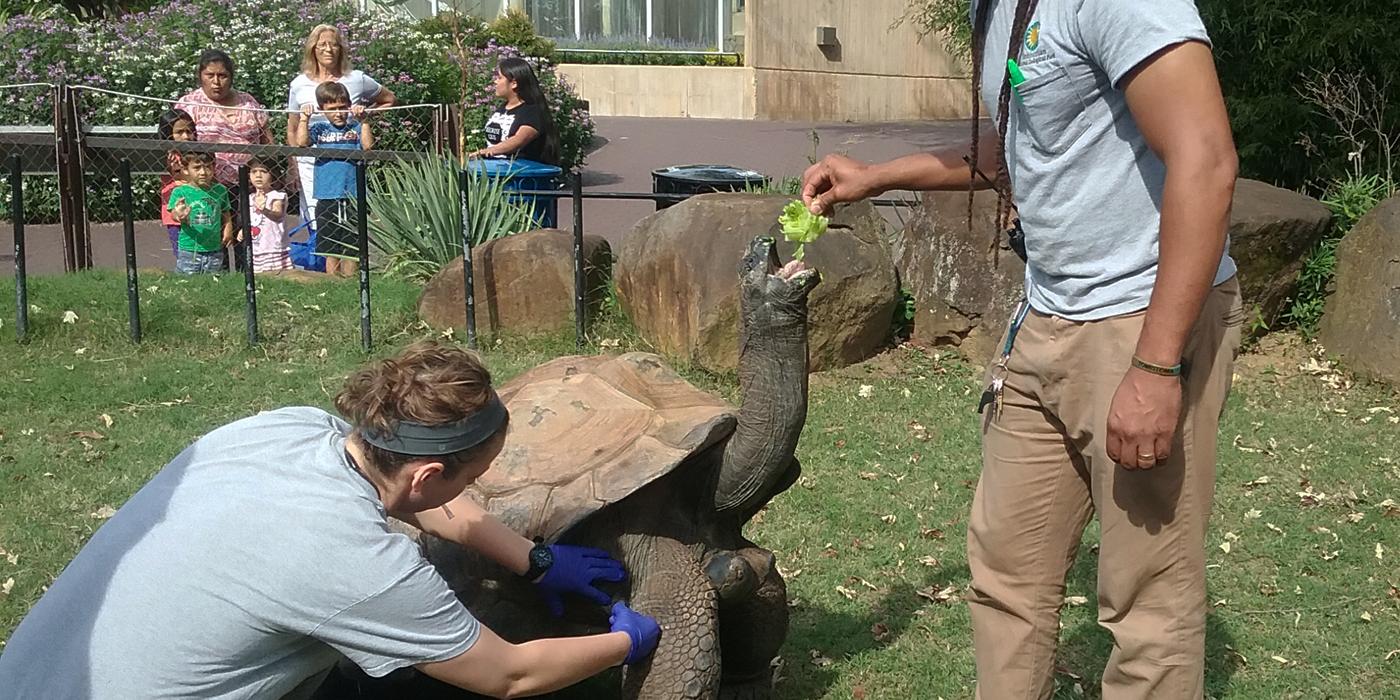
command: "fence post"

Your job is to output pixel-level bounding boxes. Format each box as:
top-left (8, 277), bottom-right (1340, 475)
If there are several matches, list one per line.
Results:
top-left (239, 165), bottom-right (259, 347)
top-left (356, 161), bottom-right (371, 352)
top-left (10, 155), bottom-right (28, 344)
top-left (118, 159), bottom-right (141, 343)
top-left (572, 171), bottom-right (585, 350)
top-left (54, 82), bottom-right (92, 272)
top-left (458, 167), bottom-right (477, 350)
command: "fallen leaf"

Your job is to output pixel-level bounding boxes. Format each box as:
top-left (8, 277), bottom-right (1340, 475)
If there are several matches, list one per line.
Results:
top-left (62, 310), bottom-right (78, 324)
top-left (808, 650), bottom-right (833, 667)
top-left (920, 527), bottom-right (945, 540)
top-left (317, 348), bottom-right (328, 359)
top-left (4, 552), bottom-right (16, 566)
top-left (1271, 655), bottom-right (1290, 665)
top-left (302, 304), bottom-right (321, 312)
top-left (74, 347), bottom-right (87, 356)
top-left (901, 388), bottom-right (911, 398)
top-left (1377, 543), bottom-right (1385, 562)
top-left (1, 578), bottom-right (12, 595)
top-left (1361, 611), bottom-right (1373, 622)
top-left (599, 338), bottom-right (621, 349)
top-left (1367, 406), bottom-right (1394, 414)
top-left (1243, 476), bottom-right (1271, 488)
top-left (857, 385), bottom-right (874, 399)
top-left (907, 421), bottom-right (930, 441)
top-left (1321, 550), bottom-right (1340, 561)
top-left (1266, 523), bottom-right (1285, 535)
top-left (917, 584), bottom-right (960, 605)
top-left (1065, 595), bottom-right (1090, 606)
top-left (858, 472), bottom-right (879, 481)
top-left (1219, 541), bottom-right (1232, 554)
top-left (99, 414), bottom-right (113, 429)
top-left (918, 556), bottom-right (939, 567)
top-left (69, 431), bottom-right (105, 441)
top-left (90, 506), bottom-right (117, 519)
top-left (870, 623), bottom-right (891, 642)
top-left (835, 585), bottom-right (858, 600)
top-left (853, 687), bottom-right (866, 700)
top-left (1345, 512), bottom-right (1365, 523)
top-left (1245, 508), bottom-right (1262, 519)
top-left (1386, 649), bottom-right (1400, 661)
top-left (880, 514), bottom-right (897, 525)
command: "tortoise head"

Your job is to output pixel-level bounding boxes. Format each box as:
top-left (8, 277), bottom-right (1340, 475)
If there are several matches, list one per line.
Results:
top-left (738, 236), bottom-right (821, 326)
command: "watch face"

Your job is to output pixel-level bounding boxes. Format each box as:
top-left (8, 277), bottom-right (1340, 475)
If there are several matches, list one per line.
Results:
top-left (532, 544), bottom-right (553, 570)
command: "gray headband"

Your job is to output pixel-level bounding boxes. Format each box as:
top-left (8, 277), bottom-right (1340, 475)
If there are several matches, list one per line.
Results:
top-left (361, 393), bottom-right (508, 456)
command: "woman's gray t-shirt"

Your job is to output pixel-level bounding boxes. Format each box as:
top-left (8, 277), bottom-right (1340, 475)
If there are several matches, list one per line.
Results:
top-left (975, 0), bottom-right (1236, 320)
top-left (0, 407), bottom-right (479, 699)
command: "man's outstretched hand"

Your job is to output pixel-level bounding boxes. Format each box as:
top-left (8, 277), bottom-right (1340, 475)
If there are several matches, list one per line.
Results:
top-left (801, 154), bottom-right (878, 215)
top-left (534, 544), bottom-right (627, 616)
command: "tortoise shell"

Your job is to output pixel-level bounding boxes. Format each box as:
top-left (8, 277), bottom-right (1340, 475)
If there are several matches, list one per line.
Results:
top-left (472, 352), bottom-right (737, 541)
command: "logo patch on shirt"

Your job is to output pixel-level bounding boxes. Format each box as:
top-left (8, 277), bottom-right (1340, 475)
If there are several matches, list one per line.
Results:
top-left (1025, 20), bottom-right (1042, 52)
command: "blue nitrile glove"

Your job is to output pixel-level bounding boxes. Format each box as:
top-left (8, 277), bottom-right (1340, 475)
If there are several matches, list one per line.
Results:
top-left (609, 601), bottom-right (661, 666)
top-left (535, 544), bottom-right (627, 617)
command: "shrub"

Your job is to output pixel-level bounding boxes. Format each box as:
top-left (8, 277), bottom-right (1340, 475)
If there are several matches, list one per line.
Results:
top-left (366, 153), bottom-right (537, 282)
top-left (488, 9), bottom-right (556, 60)
top-left (553, 35), bottom-right (740, 66)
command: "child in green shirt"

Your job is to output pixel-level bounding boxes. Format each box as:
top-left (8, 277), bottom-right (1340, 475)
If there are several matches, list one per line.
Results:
top-left (167, 151), bottom-right (233, 275)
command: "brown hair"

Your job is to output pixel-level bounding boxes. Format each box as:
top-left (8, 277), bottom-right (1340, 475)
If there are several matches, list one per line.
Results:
top-left (314, 80), bottom-right (351, 108)
top-left (301, 24), bottom-right (352, 78)
top-left (335, 341), bottom-right (504, 475)
top-left (969, 0), bottom-right (1041, 259)
top-left (181, 150), bottom-right (214, 166)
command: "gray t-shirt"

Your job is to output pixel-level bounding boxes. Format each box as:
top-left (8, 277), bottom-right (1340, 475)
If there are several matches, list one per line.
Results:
top-left (975, 0), bottom-right (1236, 320)
top-left (0, 407), bottom-right (478, 699)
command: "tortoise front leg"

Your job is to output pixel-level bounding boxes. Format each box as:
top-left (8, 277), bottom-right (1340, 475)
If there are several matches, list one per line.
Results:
top-left (621, 534), bottom-right (722, 700)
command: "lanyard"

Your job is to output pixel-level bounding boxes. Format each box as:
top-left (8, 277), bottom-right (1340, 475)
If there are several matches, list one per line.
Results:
top-left (1001, 300), bottom-right (1032, 360)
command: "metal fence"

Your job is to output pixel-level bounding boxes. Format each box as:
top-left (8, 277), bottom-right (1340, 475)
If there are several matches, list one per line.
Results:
top-left (3, 81), bottom-right (919, 354)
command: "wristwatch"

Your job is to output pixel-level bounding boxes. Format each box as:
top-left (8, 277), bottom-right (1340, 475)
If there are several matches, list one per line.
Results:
top-left (522, 540), bottom-right (553, 581)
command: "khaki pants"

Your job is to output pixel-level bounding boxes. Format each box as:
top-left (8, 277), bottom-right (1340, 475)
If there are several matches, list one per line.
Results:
top-left (968, 278), bottom-right (1244, 700)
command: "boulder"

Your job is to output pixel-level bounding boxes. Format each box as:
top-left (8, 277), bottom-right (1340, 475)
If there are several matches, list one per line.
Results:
top-left (615, 193), bottom-right (898, 372)
top-left (1228, 179), bottom-right (1333, 325)
top-left (893, 188), bottom-right (1024, 366)
top-left (418, 229), bottom-right (612, 336)
top-left (1319, 195), bottom-right (1400, 385)
top-left (895, 179), bottom-right (1332, 364)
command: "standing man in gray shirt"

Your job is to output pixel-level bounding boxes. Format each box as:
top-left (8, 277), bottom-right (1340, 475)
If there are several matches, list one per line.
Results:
top-left (802, 0), bottom-right (1242, 697)
top-left (0, 342), bottom-right (659, 699)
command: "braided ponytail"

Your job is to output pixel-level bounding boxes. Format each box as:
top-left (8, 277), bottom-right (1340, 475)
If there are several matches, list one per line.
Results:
top-left (969, 0), bottom-right (1041, 261)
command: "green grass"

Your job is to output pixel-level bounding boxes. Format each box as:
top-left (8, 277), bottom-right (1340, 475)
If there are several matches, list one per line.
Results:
top-left (1, 271), bottom-right (1398, 698)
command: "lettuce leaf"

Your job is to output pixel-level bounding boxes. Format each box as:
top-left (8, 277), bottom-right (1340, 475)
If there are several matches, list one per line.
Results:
top-left (778, 200), bottom-right (829, 261)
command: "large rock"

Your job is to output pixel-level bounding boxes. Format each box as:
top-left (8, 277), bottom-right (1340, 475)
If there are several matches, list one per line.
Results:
top-left (1229, 179), bottom-right (1333, 325)
top-left (616, 193), bottom-right (898, 372)
top-left (1319, 195), bottom-right (1400, 385)
top-left (418, 229), bottom-right (612, 336)
top-left (896, 179), bottom-right (1332, 364)
top-left (894, 188), bottom-right (1024, 366)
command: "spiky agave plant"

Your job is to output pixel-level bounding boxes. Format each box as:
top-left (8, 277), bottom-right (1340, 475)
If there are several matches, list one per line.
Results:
top-left (366, 154), bottom-right (538, 282)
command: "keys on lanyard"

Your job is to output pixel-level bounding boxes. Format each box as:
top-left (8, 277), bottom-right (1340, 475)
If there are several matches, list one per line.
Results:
top-left (978, 299), bottom-right (1031, 422)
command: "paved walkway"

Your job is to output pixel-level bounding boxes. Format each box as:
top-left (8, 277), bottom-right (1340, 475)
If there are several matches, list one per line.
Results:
top-left (2, 117), bottom-right (969, 276)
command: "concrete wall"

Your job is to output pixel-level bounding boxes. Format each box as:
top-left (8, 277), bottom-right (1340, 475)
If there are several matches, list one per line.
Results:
top-left (555, 64), bottom-right (757, 120)
top-left (747, 0), bottom-right (972, 120)
top-left (554, 0), bottom-right (971, 121)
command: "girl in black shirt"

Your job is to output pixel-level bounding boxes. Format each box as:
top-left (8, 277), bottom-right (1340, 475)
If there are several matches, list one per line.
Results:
top-left (472, 57), bottom-right (560, 165)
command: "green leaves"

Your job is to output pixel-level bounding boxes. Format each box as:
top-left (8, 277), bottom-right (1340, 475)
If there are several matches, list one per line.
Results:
top-left (366, 154), bottom-right (538, 282)
top-left (778, 200), bottom-right (829, 262)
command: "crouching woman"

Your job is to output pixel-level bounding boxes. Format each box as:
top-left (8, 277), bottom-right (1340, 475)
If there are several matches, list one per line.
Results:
top-left (0, 341), bottom-right (658, 699)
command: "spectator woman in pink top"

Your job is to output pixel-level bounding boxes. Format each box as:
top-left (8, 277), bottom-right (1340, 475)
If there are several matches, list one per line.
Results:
top-left (175, 49), bottom-right (274, 190)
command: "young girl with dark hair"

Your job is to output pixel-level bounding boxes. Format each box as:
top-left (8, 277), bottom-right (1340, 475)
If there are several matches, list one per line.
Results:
top-left (156, 108), bottom-right (196, 259)
top-left (471, 56), bottom-right (560, 165)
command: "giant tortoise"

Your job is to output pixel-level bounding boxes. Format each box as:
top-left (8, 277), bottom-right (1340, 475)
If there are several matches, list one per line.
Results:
top-left (400, 236), bottom-right (819, 698)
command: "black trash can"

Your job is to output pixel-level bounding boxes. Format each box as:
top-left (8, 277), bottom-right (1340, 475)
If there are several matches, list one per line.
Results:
top-left (651, 164), bottom-right (768, 210)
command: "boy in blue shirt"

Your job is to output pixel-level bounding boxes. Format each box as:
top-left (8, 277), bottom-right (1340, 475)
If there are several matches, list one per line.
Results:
top-left (291, 81), bottom-right (374, 278)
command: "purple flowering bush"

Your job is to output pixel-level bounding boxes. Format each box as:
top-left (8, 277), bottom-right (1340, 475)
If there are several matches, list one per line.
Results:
top-left (0, 0), bottom-right (594, 221)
